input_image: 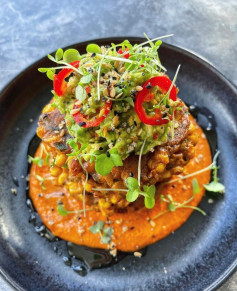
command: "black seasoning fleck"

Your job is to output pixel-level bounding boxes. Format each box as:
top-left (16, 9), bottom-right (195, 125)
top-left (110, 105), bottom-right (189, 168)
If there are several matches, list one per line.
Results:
top-left (130, 226), bottom-right (135, 230)
top-left (91, 53), bottom-right (96, 57)
top-left (99, 147), bottom-right (103, 151)
top-left (129, 172), bottom-right (134, 177)
top-left (101, 73), bottom-right (105, 77)
top-left (79, 122), bottom-right (86, 127)
top-left (106, 152), bottom-right (110, 157)
top-left (114, 68), bottom-right (118, 73)
top-left (112, 76), bottom-right (117, 80)
top-left (142, 72), bottom-right (145, 76)
top-left (134, 121), bottom-right (137, 126)
top-left (165, 105), bottom-right (170, 109)
top-left (146, 83), bottom-right (152, 89)
top-left (171, 185), bottom-right (175, 188)
top-left (42, 113), bottom-right (48, 120)
top-left (51, 208), bottom-right (54, 211)
top-left (102, 97), bottom-right (106, 102)
top-left (162, 113), bottom-right (167, 118)
top-left (88, 93), bottom-right (91, 97)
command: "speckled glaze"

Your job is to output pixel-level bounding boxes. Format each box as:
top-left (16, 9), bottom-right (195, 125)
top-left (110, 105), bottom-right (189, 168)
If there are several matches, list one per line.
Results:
top-left (0, 38), bottom-right (236, 291)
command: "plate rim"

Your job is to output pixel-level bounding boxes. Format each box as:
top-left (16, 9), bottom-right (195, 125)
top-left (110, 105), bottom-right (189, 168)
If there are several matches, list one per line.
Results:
top-left (0, 36), bottom-right (237, 291)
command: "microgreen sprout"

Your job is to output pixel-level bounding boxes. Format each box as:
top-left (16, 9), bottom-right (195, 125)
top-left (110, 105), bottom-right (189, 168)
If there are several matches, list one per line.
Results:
top-left (89, 221), bottom-right (113, 244)
top-left (204, 161), bottom-right (225, 193)
top-left (153, 178), bottom-right (206, 220)
top-left (35, 174), bottom-right (46, 190)
top-left (66, 138), bottom-right (123, 215)
top-left (167, 151), bottom-right (225, 194)
top-left (28, 155), bottom-right (44, 167)
top-left (57, 203), bottom-right (92, 217)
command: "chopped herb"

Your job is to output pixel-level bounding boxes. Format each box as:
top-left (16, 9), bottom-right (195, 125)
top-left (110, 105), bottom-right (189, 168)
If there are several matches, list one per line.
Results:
top-left (89, 220), bottom-right (113, 245)
top-left (28, 155), bottom-right (44, 167)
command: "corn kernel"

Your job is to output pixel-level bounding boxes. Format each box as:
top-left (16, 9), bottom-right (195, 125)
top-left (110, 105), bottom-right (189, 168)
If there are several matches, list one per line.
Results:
top-left (58, 172), bottom-right (68, 185)
top-left (110, 194), bottom-right (120, 204)
top-left (156, 163), bottom-right (166, 173)
top-left (55, 153), bottom-right (67, 167)
top-left (85, 182), bottom-right (93, 192)
top-left (161, 170), bottom-right (172, 179)
top-left (68, 182), bottom-right (82, 195)
top-left (50, 166), bottom-right (62, 177)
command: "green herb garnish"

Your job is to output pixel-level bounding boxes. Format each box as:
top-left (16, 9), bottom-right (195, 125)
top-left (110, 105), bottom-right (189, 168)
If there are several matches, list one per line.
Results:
top-left (28, 155), bottom-right (44, 167)
top-left (35, 174), bottom-right (46, 190)
top-left (57, 203), bottom-right (92, 217)
top-left (89, 220), bottom-right (113, 244)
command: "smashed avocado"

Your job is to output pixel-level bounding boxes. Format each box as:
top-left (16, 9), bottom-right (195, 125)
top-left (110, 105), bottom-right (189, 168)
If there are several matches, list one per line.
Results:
top-left (50, 40), bottom-right (173, 160)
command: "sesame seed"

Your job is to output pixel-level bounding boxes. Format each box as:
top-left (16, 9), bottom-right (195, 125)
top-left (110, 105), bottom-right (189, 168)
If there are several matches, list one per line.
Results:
top-left (134, 251), bottom-right (142, 258)
top-left (135, 85), bottom-right (143, 92)
top-left (110, 87), bottom-right (116, 98)
top-left (11, 188), bottom-right (17, 195)
top-left (70, 108), bottom-right (80, 115)
top-left (122, 226), bottom-right (128, 233)
top-left (119, 66), bottom-right (125, 73)
top-left (150, 220), bottom-right (156, 227)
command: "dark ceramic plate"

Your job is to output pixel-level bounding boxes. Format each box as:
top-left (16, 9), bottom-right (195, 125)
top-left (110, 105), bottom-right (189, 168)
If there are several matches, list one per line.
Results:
top-left (0, 37), bottom-right (237, 291)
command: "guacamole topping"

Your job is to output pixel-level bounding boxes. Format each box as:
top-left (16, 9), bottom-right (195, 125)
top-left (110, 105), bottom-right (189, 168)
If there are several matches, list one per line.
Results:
top-left (44, 37), bottom-right (179, 160)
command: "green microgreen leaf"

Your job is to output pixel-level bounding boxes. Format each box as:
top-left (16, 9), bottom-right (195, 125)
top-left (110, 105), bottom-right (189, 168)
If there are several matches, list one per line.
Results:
top-left (168, 202), bottom-right (176, 212)
top-left (89, 221), bottom-right (113, 245)
top-left (48, 54), bottom-right (56, 62)
top-left (192, 178), bottom-right (200, 195)
top-left (75, 84), bottom-right (87, 102)
top-left (109, 152), bottom-right (123, 166)
top-left (80, 74), bottom-right (92, 84)
top-left (124, 97), bottom-right (134, 107)
top-left (45, 153), bottom-right (50, 166)
top-left (46, 70), bottom-right (55, 80)
top-left (63, 49), bottom-right (80, 63)
top-left (38, 68), bottom-right (49, 73)
top-left (126, 177), bottom-right (140, 202)
top-left (126, 189), bottom-right (139, 202)
top-left (143, 184), bottom-right (156, 197)
top-left (89, 220), bottom-right (105, 234)
top-left (57, 204), bottom-right (69, 216)
top-left (55, 48), bottom-right (63, 61)
top-left (101, 235), bottom-right (111, 244)
top-left (126, 177), bottom-right (139, 191)
top-left (28, 155), bottom-right (44, 167)
top-left (86, 44), bottom-right (101, 54)
top-left (103, 227), bottom-right (113, 236)
top-left (66, 138), bottom-right (79, 151)
top-left (35, 175), bottom-right (46, 190)
top-left (95, 154), bottom-right (114, 176)
top-left (145, 196), bottom-right (155, 209)
top-left (204, 181), bottom-right (225, 193)
top-left (143, 185), bottom-right (156, 209)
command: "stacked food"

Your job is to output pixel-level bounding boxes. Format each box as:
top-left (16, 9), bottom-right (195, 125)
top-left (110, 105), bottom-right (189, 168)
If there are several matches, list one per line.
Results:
top-left (29, 37), bottom-right (220, 252)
